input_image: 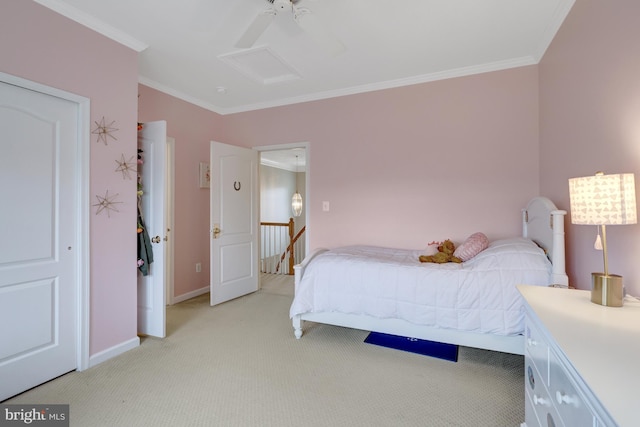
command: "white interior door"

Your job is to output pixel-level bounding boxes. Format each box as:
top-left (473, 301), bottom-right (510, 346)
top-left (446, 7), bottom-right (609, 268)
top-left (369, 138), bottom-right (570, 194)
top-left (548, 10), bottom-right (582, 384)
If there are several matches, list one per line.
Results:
top-left (137, 121), bottom-right (167, 337)
top-left (210, 141), bottom-right (259, 306)
top-left (0, 80), bottom-right (78, 400)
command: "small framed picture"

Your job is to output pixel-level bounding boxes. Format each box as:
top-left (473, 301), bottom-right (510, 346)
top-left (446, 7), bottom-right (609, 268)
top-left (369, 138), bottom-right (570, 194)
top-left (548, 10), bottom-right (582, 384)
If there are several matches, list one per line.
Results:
top-left (199, 162), bottom-right (210, 188)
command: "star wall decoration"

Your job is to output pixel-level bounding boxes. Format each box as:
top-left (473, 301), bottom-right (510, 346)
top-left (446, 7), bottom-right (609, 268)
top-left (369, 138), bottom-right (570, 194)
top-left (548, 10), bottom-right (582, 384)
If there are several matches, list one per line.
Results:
top-left (92, 116), bottom-right (118, 145)
top-left (115, 153), bottom-right (137, 180)
top-left (93, 190), bottom-right (122, 218)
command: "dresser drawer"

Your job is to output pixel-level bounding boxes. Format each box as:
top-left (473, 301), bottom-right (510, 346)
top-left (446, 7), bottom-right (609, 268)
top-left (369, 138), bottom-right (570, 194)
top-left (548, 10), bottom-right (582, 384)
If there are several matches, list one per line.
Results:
top-left (525, 394), bottom-right (564, 427)
top-left (525, 357), bottom-right (563, 427)
top-left (525, 358), bottom-right (542, 427)
top-left (525, 314), bottom-right (549, 383)
top-left (525, 383), bottom-right (563, 427)
top-left (524, 384), bottom-right (542, 427)
top-left (548, 350), bottom-right (595, 427)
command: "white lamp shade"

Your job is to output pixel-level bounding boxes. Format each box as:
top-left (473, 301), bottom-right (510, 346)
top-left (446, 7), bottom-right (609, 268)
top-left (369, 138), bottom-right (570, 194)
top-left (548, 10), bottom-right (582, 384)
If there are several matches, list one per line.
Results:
top-left (568, 173), bottom-right (637, 225)
top-left (291, 192), bottom-right (303, 217)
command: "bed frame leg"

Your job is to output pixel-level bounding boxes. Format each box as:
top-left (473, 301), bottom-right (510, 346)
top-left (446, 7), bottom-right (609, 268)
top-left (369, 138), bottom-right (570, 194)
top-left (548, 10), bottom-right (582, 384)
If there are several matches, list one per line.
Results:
top-left (293, 315), bottom-right (303, 339)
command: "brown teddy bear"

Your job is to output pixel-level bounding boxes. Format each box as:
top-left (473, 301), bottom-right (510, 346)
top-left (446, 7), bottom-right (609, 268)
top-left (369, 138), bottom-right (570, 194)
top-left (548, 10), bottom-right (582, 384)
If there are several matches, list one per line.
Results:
top-left (419, 239), bottom-right (462, 264)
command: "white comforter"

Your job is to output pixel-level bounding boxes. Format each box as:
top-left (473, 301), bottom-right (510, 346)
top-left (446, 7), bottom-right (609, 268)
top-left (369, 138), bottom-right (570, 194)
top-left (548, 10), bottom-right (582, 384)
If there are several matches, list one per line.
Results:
top-left (289, 238), bottom-right (551, 336)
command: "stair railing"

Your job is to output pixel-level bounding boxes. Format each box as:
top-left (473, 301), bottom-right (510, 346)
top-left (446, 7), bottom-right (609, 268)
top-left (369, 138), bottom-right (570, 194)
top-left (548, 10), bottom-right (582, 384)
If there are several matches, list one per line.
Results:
top-left (260, 218), bottom-right (306, 275)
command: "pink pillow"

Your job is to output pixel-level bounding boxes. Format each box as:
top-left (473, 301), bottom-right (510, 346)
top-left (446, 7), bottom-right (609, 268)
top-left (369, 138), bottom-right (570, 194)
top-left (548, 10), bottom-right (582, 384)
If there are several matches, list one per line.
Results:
top-left (454, 232), bottom-right (489, 261)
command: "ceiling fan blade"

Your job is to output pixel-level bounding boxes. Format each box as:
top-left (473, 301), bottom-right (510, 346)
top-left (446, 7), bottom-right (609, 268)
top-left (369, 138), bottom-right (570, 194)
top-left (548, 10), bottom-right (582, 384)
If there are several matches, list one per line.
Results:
top-left (235, 9), bottom-right (277, 49)
top-left (294, 8), bottom-right (346, 57)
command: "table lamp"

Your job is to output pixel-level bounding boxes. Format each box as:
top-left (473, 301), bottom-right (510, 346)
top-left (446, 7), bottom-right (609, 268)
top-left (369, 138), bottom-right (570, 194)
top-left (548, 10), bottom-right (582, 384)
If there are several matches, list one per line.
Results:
top-left (568, 172), bottom-right (637, 307)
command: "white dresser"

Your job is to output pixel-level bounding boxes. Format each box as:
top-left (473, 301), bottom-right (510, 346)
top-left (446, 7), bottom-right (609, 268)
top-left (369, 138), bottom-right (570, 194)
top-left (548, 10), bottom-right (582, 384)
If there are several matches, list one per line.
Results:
top-left (517, 285), bottom-right (640, 427)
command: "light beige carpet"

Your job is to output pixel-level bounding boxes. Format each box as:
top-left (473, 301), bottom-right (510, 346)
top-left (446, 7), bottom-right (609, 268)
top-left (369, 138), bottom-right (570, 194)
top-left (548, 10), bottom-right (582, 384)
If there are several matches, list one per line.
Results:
top-left (5, 274), bottom-right (524, 426)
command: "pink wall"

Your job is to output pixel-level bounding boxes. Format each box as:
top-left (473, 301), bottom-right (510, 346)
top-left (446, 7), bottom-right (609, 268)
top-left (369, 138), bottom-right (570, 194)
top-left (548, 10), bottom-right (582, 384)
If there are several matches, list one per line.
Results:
top-left (137, 85), bottom-right (225, 298)
top-left (539, 1), bottom-right (640, 293)
top-left (139, 67), bottom-right (540, 299)
top-left (222, 67), bottom-right (541, 251)
top-left (1, 1), bottom-right (139, 355)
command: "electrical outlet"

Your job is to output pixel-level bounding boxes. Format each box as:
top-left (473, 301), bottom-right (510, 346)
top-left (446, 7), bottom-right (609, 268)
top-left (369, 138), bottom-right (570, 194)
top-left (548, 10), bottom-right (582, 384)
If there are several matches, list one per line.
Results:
top-left (195, 262), bottom-right (202, 273)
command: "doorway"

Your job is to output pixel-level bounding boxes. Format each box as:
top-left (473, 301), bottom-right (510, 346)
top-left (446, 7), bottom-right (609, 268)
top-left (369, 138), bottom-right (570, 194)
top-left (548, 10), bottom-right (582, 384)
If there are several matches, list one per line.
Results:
top-left (136, 121), bottom-right (176, 339)
top-left (257, 143), bottom-right (309, 274)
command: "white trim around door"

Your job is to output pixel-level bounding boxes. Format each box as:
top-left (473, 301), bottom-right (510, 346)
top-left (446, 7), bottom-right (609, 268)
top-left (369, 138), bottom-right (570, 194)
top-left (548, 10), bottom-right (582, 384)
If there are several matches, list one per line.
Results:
top-left (255, 141), bottom-right (310, 257)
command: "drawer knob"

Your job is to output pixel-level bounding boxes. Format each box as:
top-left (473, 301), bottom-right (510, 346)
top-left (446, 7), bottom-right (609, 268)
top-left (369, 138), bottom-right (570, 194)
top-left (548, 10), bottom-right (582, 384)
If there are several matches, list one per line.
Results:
top-left (556, 390), bottom-right (577, 406)
top-left (533, 394), bottom-right (549, 406)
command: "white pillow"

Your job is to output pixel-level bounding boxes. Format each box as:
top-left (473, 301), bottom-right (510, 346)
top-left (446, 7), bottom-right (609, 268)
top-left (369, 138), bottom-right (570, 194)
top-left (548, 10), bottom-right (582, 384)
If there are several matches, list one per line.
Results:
top-left (468, 238), bottom-right (551, 274)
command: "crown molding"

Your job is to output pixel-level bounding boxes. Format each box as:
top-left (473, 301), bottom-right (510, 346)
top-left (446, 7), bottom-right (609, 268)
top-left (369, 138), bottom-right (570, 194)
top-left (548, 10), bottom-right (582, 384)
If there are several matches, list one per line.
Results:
top-left (532, 0), bottom-right (576, 62)
top-left (142, 56), bottom-right (537, 116)
top-left (218, 56), bottom-right (538, 114)
top-left (34, 0), bottom-right (148, 52)
top-left (138, 76), bottom-right (226, 115)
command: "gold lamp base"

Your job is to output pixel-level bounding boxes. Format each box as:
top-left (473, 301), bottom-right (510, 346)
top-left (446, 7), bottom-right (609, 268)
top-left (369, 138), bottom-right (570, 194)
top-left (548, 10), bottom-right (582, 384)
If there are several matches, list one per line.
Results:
top-left (591, 273), bottom-right (624, 307)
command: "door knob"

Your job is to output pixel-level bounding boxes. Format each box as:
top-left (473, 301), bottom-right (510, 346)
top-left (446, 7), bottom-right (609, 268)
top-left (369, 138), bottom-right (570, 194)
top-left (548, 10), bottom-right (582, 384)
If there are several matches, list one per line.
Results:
top-left (213, 224), bottom-right (221, 239)
top-left (151, 236), bottom-right (161, 243)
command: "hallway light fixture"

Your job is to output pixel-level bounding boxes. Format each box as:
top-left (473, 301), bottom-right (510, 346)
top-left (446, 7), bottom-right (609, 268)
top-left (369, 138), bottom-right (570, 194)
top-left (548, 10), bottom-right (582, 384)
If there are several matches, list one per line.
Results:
top-left (291, 155), bottom-right (303, 217)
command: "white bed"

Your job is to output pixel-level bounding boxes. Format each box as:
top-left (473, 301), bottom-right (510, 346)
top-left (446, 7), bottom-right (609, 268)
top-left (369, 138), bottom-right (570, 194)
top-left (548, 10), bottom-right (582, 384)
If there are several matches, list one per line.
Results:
top-left (290, 197), bottom-right (568, 355)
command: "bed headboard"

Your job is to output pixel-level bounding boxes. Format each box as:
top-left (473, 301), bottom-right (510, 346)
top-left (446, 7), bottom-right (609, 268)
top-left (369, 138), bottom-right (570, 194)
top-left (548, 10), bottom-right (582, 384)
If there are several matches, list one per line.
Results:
top-left (522, 196), bottom-right (568, 286)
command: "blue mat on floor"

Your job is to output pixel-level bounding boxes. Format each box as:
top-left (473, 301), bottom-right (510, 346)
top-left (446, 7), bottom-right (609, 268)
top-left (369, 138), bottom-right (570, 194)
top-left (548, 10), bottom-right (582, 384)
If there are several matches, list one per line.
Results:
top-left (364, 332), bottom-right (458, 362)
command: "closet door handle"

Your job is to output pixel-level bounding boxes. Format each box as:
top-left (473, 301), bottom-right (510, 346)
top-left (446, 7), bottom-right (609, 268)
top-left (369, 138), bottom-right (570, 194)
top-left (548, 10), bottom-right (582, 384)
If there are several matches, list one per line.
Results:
top-left (151, 236), bottom-right (161, 243)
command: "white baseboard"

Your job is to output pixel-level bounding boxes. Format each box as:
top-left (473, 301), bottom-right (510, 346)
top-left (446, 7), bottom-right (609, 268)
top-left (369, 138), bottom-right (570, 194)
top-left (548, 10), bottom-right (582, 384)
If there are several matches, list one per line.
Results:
top-left (89, 336), bottom-right (140, 368)
top-left (171, 286), bottom-right (209, 304)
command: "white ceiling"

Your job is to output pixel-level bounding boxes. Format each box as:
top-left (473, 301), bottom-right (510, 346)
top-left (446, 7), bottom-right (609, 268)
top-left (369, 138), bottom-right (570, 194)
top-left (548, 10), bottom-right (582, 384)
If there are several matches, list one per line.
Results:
top-left (36, 0), bottom-right (574, 115)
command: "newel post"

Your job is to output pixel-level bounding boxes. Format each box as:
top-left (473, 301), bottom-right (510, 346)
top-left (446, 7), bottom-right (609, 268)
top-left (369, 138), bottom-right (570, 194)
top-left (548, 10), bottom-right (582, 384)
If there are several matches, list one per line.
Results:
top-left (288, 218), bottom-right (295, 275)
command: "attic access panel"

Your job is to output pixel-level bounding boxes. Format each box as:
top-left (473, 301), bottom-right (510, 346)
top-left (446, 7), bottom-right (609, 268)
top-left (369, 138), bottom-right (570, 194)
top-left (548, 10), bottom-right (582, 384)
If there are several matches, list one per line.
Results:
top-left (218, 46), bottom-right (301, 85)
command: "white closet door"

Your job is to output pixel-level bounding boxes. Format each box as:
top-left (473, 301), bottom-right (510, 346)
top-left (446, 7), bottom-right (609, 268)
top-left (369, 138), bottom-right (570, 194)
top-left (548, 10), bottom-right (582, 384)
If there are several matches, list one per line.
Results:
top-left (0, 81), bottom-right (78, 400)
